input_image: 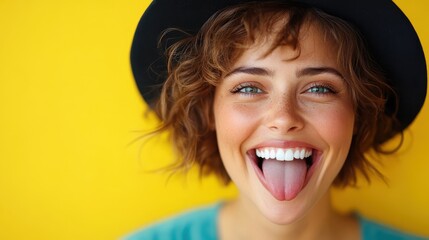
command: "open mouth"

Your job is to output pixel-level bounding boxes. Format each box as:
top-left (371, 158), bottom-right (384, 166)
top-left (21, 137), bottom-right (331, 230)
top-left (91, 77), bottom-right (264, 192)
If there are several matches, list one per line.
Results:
top-left (248, 147), bottom-right (318, 201)
top-left (255, 147), bottom-right (314, 170)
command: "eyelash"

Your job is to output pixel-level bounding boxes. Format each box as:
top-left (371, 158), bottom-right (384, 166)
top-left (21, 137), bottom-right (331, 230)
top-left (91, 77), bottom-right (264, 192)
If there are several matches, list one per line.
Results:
top-left (230, 83), bottom-right (338, 96)
top-left (230, 83), bottom-right (263, 95)
top-left (306, 83), bottom-right (338, 95)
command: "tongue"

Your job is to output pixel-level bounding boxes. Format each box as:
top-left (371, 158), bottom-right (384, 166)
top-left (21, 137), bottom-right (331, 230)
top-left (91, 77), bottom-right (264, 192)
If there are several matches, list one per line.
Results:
top-left (262, 159), bottom-right (307, 201)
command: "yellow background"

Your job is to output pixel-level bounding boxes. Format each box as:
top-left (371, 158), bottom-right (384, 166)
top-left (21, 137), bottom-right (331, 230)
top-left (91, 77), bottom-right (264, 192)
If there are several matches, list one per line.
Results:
top-left (0, 0), bottom-right (428, 239)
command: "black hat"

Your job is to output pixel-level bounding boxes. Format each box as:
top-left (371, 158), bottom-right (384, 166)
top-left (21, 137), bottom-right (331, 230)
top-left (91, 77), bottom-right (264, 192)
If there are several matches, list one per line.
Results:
top-left (130, 0), bottom-right (426, 130)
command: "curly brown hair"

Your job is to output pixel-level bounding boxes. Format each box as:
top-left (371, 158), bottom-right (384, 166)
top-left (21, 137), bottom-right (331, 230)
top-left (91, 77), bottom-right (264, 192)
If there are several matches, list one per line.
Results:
top-left (152, 2), bottom-right (401, 187)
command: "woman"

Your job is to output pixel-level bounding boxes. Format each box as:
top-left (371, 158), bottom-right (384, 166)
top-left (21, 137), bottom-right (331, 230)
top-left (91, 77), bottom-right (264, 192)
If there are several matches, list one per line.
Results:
top-left (126, 0), bottom-right (427, 239)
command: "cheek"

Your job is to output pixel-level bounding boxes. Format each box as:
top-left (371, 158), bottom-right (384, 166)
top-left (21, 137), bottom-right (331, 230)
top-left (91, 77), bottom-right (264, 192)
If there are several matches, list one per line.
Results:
top-left (313, 106), bottom-right (355, 155)
top-left (213, 94), bottom-right (265, 171)
top-left (309, 105), bottom-right (355, 187)
top-left (214, 101), bottom-right (258, 147)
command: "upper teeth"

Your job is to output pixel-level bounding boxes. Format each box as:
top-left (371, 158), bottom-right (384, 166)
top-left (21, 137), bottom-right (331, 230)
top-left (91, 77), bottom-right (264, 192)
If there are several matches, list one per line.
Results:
top-left (256, 148), bottom-right (312, 161)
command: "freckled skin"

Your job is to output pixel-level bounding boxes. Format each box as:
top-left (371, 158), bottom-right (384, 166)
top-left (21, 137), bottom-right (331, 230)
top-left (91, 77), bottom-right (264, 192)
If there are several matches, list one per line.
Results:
top-left (214, 23), bottom-right (355, 227)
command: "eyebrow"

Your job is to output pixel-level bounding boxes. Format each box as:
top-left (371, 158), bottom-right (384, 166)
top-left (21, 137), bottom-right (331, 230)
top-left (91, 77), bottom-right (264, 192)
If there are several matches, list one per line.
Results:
top-left (296, 67), bottom-right (344, 80)
top-left (225, 66), bottom-right (274, 78)
top-left (225, 66), bottom-right (345, 80)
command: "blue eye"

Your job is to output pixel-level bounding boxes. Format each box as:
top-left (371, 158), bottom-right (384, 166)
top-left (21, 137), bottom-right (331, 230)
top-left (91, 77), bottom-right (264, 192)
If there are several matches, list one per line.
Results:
top-left (307, 85), bottom-right (335, 94)
top-left (239, 86), bottom-right (262, 94)
top-left (231, 84), bottom-right (263, 95)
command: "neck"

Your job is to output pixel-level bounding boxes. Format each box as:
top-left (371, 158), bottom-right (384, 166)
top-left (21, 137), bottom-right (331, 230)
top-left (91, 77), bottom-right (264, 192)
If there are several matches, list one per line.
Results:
top-left (220, 191), bottom-right (358, 240)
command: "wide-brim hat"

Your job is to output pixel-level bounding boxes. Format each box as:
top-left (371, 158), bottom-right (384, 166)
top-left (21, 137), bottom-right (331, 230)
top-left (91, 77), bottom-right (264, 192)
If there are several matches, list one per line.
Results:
top-left (130, 0), bottom-right (426, 131)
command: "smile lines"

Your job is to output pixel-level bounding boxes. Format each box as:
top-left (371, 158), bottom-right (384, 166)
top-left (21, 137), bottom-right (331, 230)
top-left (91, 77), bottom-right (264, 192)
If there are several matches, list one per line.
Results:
top-left (256, 147), bottom-right (312, 161)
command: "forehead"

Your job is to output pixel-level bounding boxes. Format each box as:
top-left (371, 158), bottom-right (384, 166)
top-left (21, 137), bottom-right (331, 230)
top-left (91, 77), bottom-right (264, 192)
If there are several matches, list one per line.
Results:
top-left (233, 21), bottom-right (340, 70)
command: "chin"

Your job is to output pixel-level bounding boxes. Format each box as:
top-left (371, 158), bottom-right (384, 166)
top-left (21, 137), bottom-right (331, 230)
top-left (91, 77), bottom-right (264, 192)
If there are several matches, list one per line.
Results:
top-left (260, 201), bottom-right (309, 225)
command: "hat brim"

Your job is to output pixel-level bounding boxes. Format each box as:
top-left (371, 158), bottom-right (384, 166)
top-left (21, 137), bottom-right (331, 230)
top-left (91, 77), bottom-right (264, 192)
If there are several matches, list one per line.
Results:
top-left (130, 0), bottom-right (426, 130)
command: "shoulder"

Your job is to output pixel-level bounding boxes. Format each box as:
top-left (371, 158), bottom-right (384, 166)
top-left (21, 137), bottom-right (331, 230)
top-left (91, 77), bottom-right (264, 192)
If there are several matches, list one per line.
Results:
top-left (123, 203), bottom-right (221, 240)
top-left (359, 216), bottom-right (427, 240)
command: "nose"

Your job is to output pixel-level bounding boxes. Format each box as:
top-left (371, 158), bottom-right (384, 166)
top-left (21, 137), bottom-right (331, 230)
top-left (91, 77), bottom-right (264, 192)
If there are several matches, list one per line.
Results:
top-left (265, 95), bottom-right (305, 133)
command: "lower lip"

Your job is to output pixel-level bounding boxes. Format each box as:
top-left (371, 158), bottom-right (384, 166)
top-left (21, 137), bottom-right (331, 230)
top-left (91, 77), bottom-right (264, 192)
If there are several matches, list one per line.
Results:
top-left (247, 151), bottom-right (321, 201)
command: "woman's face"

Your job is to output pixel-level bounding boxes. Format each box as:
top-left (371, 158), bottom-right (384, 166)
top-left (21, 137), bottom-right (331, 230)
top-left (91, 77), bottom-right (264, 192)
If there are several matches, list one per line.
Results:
top-left (213, 23), bottom-right (355, 224)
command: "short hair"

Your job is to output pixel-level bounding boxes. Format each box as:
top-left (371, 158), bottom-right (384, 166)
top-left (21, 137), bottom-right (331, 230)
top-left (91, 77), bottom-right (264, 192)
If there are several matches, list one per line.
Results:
top-left (152, 2), bottom-right (401, 187)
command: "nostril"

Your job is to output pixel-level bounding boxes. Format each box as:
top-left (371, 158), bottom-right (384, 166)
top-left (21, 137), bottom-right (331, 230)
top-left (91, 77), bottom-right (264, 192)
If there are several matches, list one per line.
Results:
top-left (288, 126), bottom-right (299, 131)
top-left (268, 124), bottom-right (301, 132)
top-left (269, 125), bottom-right (278, 130)
top-left (265, 108), bottom-right (305, 133)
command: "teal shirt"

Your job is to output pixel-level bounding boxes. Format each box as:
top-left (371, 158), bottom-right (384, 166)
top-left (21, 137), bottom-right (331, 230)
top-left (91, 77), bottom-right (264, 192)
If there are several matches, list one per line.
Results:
top-left (124, 203), bottom-right (427, 240)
